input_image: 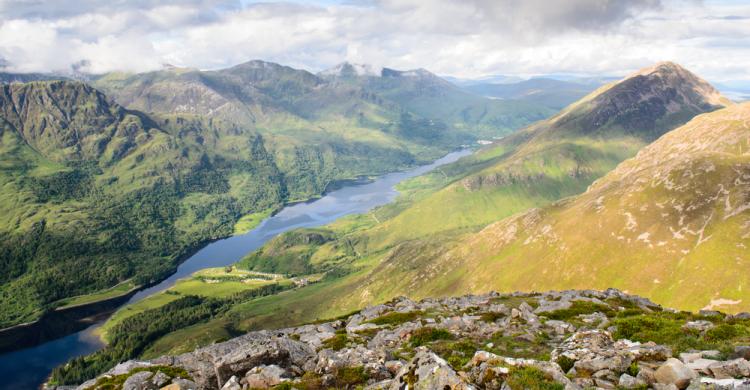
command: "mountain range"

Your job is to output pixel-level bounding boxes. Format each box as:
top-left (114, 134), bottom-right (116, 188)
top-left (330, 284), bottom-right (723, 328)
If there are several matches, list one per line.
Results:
top-left (61, 62), bottom-right (749, 381)
top-left (4, 59), bottom-right (749, 388)
top-left (0, 60), bottom-right (552, 330)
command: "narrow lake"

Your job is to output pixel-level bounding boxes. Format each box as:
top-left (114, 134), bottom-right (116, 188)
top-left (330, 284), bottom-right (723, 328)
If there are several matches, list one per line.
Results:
top-left (0, 149), bottom-right (471, 390)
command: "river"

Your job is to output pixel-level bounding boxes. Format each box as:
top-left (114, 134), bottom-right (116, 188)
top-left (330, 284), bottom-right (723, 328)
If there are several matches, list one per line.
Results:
top-left (0, 149), bottom-right (471, 390)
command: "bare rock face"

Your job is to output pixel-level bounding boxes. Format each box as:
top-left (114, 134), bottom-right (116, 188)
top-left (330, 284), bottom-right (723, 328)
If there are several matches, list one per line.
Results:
top-left (168, 330), bottom-right (316, 388)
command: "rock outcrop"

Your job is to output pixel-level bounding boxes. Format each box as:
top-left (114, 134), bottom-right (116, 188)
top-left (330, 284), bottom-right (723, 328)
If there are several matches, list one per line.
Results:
top-left (59, 289), bottom-right (750, 390)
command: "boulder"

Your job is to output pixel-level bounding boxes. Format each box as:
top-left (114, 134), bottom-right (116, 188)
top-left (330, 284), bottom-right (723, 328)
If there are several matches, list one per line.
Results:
top-left (151, 372), bottom-right (171, 387)
top-left (707, 358), bottom-right (750, 380)
top-left (619, 373), bottom-right (647, 389)
top-left (122, 371), bottom-right (156, 390)
top-left (682, 320), bottom-right (715, 333)
top-left (734, 346), bottom-right (750, 361)
top-left (172, 331), bottom-right (315, 389)
top-left (685, 358), bottom-right (718, 375)
top-left (244, 365), bottom-right (287, 388)
top-left (160, 378), bottom-right (197, 390)
top-left (220, 375), bottom-right (241, 390)
top-left (655, 358), bottom-right (697, 389)
top-left (389, 347), bottom-right (473, 389)
top-left (687, 377), bottom-right (750, 390)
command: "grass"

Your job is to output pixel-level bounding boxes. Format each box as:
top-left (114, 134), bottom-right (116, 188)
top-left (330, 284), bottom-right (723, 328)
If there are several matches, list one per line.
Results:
top-left (98, 267), bottom-right (283, 340)
top-left (89, 365), bottom-right (192, 390)
top-left (367, 311), bottom-right (423, 326)
top-left (544, 300), bottom-right (615, 321)
top-left (612, 311), bottom-right (750, 355)
top-left (409, 327), bottom-right (454, 347)
top-left (55, 280), bottom-right (138, 309)
top-left (505, 366), bottom-right (564, 390)
top-left (233, 208), bottom-right (274, 235)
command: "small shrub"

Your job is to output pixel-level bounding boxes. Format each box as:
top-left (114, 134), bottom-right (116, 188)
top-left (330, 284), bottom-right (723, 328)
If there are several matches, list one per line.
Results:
top-left (431, 339), bottom-right (479, 369)
top-left (505, 366), bottom-right (564, 390)
top-left (626, 361), bottom-right (640, 377)
top-left (704, 324), bottom-right (746, 342)
top-left (322, 333), bottom-right (349, 351)
top-left (409, 327), bottom-right (454, 347)
top-left (490, 334), bottom-right (553, 361)
top-left (555, 356), bottom-right (575, 373)
top-left (334, 366), bottom-right (369, 388)
top-left (367, 311), bottom-right (423, 326)
top-left (545, 301), bottom-right (615, 321)
top-left (481, 311), bottom-right (507, 323)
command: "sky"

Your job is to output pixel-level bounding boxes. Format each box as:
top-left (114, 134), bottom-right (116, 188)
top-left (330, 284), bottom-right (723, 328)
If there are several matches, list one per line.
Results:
top-left (0, 0), bottom-right (748, 81)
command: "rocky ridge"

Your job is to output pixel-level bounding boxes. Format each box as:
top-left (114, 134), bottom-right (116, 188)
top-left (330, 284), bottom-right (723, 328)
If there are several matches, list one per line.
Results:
top-left (56, 289), bottom-right (750, 390)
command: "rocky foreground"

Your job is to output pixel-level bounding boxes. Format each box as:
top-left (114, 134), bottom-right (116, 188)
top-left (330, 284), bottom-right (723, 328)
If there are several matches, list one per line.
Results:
top-left (55, 289), bottom-right (750, 390)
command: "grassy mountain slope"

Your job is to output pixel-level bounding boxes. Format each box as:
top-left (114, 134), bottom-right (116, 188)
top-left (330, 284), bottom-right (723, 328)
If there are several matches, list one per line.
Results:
top-left (435, 102), bottom-right (750, 312)
top-left (93, 62), bottom-right (736, 358)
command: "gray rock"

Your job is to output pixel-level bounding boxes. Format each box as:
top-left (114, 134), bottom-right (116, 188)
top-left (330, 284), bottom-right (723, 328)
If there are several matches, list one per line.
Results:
top-left (734, 346), bottom-right (750, 360)
top-left (619, 373), bottom-right (647, 389)
top-left (245, 365), bottom-right (287, 389)
top-left (172, 330), bottom-right (315, 389)
top-left (682, 320), bottom-right (715, 333)
top-left (688, 377), bottom-right (750, 390)
top-left (708, 358), bottom-right (750, 380)
top-left (535, 299), bottom-right (573, 314)
top-left (655, 358), bottom-right (697, 389)
top-left (390, 347), bottom-right (473, 389)
top-left (151, 371), bottom-right (171, 387)
top-left (168, 378), bottom-right (198, 390)
top-left (686, 358), bottom-right (718, 375)
top-left (122, 371), bottom-right (156, 390)
top-left (220, 375), bottom-right (241, 390)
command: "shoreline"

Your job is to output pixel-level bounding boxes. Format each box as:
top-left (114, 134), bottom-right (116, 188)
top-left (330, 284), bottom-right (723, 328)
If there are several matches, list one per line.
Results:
top-left (0, 151), bottom-right (458, 355)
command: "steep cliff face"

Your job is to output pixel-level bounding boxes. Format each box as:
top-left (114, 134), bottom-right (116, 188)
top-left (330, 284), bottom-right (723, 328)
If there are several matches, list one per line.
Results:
top-left (62, 289), bottom-right (750, 390)
top-left (0, 81), bottom-right (159, 164)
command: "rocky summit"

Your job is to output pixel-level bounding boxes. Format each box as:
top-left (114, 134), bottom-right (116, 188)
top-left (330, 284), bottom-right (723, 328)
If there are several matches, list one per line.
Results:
top-left (54, 289), bottom-right (750, 390)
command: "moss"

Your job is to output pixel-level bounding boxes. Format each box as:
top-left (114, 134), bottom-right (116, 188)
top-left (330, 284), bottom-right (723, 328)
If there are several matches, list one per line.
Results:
top-left (367, 311), bottom-right (423, 326)
top-left (322, 333), bottom-right (350, 351)
top-left (545, 301), bottom-right (615, 321)
top-left (556, 356), bottom-right (575, 373)
top-left (490, 334), bottom-right (553, 361)
top-left (334, 366), bottom-right (369, 388)
top-left (626, 361), bottom-right (640, 377)
top-left (505, 366), bottom-right (564, 390)
top-left (354, 327), bottom-right (380, 338)
top-left (704, 324), bottom-right (747, 342)
top-left (481, 311), bottom-right (507, 323)
top-left (90, 366), bottom-right (192, 390)
top-left (612, 312), bottom-right (750, 354)
top-left (409, 327), bottom-right (455, 347)
top-left (431, 339), bottom-right (480, 369)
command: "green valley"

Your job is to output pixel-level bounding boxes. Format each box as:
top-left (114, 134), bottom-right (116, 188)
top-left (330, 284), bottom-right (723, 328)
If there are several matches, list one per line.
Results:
top-left (0, 61), bottom-right (552, 331)
top-left (75, 62), bottom-right (741, 377)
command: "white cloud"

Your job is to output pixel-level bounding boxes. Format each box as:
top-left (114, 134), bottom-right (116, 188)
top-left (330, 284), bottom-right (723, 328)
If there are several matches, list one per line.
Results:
top-left (0, 0), bottom-right (748, 80)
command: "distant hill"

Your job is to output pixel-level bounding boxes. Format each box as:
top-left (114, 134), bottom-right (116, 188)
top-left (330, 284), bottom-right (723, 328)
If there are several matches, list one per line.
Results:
top-left (463, 78), bottom-right (599, 110)
top-left (318, 62), bottom-right (555, 139)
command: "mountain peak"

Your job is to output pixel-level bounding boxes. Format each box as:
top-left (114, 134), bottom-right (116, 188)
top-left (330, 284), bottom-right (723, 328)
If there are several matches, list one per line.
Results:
top-left (547, 61), bottom-right (731, 139)
top-left (319, 62), bottom-right (383, 77)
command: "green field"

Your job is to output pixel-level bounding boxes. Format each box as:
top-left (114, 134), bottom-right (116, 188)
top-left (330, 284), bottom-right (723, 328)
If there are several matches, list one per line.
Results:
top-left (98, 267), bottom-right (287, 340)
top-left (55, 281), bottom-right (138, 310)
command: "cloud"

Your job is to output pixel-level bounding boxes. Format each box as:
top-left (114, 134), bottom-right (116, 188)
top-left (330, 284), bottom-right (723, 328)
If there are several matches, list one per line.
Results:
top-left (0, 0), bottom-right (748, 80)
